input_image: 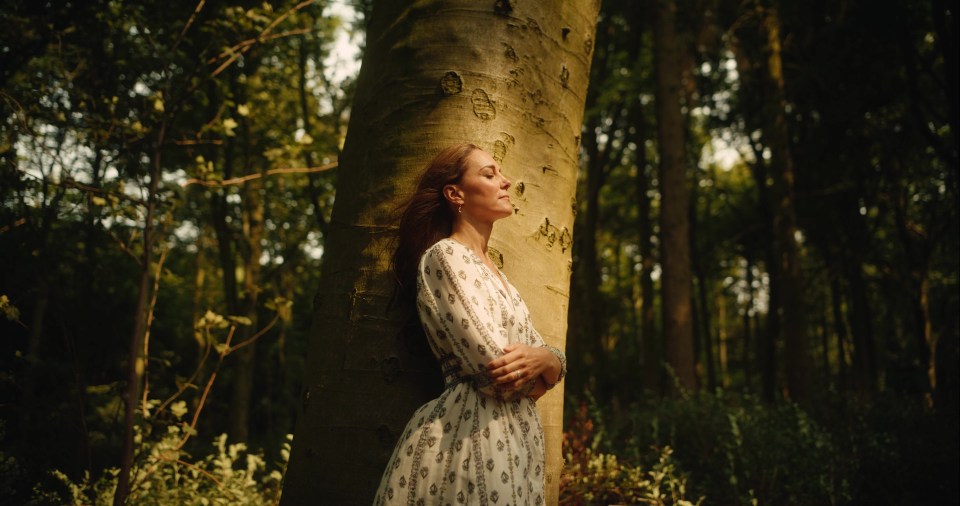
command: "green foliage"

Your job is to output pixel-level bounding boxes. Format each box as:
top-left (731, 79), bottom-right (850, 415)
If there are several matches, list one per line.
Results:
top-left (570, 391), bottom-right (958, 505)
top-left (561, 403), bottom-right (704, 505)
top-left (18, 425), bottom-right (290, 505)
top-left (0, 295), bottom-right (21, 324)
top-left (0, 0), bottom-right (352, 493)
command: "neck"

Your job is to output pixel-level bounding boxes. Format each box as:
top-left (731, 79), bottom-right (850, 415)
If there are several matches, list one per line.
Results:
top-left (449, 217), bottom-right (493, 257)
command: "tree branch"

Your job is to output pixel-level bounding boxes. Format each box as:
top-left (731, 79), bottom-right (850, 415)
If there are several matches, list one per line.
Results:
top-left (180, 161), bottom-right (337, 187)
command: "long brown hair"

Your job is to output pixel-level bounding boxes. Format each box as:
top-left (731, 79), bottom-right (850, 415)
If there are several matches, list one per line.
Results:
top-left (392, 143), bottom-right (478, 309)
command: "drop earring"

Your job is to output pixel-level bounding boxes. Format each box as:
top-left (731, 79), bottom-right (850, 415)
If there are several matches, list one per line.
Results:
top-left (458, 204), bottom-right (463, 213)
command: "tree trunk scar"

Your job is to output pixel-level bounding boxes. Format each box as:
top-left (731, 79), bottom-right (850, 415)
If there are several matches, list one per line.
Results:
top-left (440, 71), bottom-right (463, 95)
top-left (472, 89), bottom-right (496, 120)
top-left (487, 247), bottom-right (505, 269)
top-left (503, 43), bottom-right (518, 62)
top-left (493, 132), bottom-right (514, 163)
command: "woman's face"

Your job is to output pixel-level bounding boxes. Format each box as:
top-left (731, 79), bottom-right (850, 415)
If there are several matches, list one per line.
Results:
top-left (449, 149), bottom-right (513, 222)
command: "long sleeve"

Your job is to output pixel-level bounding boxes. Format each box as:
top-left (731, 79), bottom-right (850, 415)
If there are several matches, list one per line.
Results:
top-left (416, 242), bottom-right (506, 397)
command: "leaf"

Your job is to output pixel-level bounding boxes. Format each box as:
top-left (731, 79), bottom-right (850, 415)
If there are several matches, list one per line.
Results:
top-left (223, 118), bottom-right (238, 137)
top-left (226, 315), bottom-right (252, 326)
top-left (0, 295), bottom-right (20, 322)
top-left (170, 400), bottom-right (188, 419)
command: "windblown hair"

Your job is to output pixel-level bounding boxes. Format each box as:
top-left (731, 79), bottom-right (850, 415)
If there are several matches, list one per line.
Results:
top-left (392, 143), bottom-right (478, 311)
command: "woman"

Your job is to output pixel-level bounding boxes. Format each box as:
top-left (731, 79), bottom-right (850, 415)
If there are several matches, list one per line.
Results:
top-left (374, 144), bottom-right (567, 505)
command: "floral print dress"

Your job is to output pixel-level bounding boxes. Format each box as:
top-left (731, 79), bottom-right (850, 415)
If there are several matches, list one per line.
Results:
top-left (374, 238), bottom-right (559, 506)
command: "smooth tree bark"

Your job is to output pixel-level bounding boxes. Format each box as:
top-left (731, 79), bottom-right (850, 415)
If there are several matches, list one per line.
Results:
top-left (281, 1), bottom-right (599, 503)
top-left (653, 0), bottom-right (697, 393)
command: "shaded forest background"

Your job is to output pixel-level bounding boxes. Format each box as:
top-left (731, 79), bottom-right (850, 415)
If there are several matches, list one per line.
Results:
top-left (0, 0), bottom-right (956, 504)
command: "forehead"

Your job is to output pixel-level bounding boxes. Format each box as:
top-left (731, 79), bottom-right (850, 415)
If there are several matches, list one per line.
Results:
top-left (465, 149), bottom-right (498, 172)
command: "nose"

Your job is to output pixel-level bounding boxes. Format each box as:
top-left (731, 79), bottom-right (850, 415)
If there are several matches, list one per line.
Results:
top-left (501, 175), bottom-right (511, 189)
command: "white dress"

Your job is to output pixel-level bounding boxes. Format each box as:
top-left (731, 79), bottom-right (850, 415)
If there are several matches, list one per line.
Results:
top-left (373, 238), bottom-right (559, 506)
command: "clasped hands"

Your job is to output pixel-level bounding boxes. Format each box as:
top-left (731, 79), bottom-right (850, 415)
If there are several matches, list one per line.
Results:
top-left (485, 344), bottom-right (560, 400)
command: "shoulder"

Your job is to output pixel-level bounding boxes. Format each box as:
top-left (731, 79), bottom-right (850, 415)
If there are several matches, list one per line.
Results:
top-left (421, 238), bottom-right (456, 265)
top-left (419, 238), bottom-right (459, 274)
top-left (423, 238), bottom-right (482, 264)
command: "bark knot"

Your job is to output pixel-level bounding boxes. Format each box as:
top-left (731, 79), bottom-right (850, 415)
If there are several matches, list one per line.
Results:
top-left (440, 71), bottom-right (463, 95)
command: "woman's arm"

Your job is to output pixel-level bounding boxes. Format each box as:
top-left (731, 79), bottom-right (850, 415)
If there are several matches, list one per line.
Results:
top-left (486, 343), bottom-right (564, 393)
top-left (417, 243), bottom-right (515, 398)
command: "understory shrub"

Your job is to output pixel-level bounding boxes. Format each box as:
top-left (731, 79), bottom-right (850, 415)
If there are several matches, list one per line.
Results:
top-left (7, 404), bottom-right (290, 506)
top-left (561, 402), bottom-right (704, 505)
top-left (569, 389), bottom-right (958, 505)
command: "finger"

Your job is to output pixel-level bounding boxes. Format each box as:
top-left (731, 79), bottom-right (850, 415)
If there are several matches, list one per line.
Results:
top-left (493, 367), bottom-right (526, 384)
top-left (493, 369), bottom-right (521, 384)
top-left (487, 349), bottom-right (522, 371)
top-left (498, 375), bottom-right (529, 393)
top-left (490, 358), bottom-right (529, 379)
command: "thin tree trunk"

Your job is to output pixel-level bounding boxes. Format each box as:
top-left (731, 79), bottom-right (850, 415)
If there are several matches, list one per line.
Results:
top-left (692, 176), bottom-right (715, 391)
top-left (820, 298), bottom-right (831, 389)
top-left (581, 112), bottom-right (608, 367)
top-left (829, 273), bottom-right (849, 393)
top-left (845, 251), bottom-right (877, 397)
top-left (760, 4), bottom-right (810, 402)
top-left (298, 32), bottom-right (330, 234)
top-left (636, 119), bottom-right (659, 394)
top-left (282, 1), bottom-right (599, 502)
top-left (114, 122), bottom-right (165, 506)
top-left (654, 0), bottom-right (697, 393)
top-left (742, 254), bottom-right (754, 391)
top-left (718, 290), bottom-right (730, 388)
top-left (228, 100), bottom-right (265, 444)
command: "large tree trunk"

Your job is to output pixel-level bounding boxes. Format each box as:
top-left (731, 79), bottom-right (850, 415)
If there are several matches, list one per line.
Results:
top-left (282, 1), bottom-right (599, 503)
top-left (653, 0), bottom-right (697, 393)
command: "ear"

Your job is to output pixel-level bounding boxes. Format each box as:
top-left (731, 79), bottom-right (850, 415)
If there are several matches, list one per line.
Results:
top-left (442, 184), bottom-right (464, 205)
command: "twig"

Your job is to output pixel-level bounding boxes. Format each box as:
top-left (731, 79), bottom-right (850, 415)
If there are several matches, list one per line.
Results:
top-left (169, 138), bottom-right (224, 146)
top-left (208, 28), bottom-right (313, 78)
top-left (226, 313), bottom-right (280, 354)
top-left (173, 0), bottom-right (207, 54)
top-left (17, 169), bottom-right (149, 206)
top-left (141, 246), bottom-right (170, 415)
top-left (180, 161), bottom-right (337, 187)
top-left (0, 217), bottom-right (28, 235)
top-left (174, 368), bottom-right (219, 452)
top-left (154, 335), bottom-right (212, 416)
